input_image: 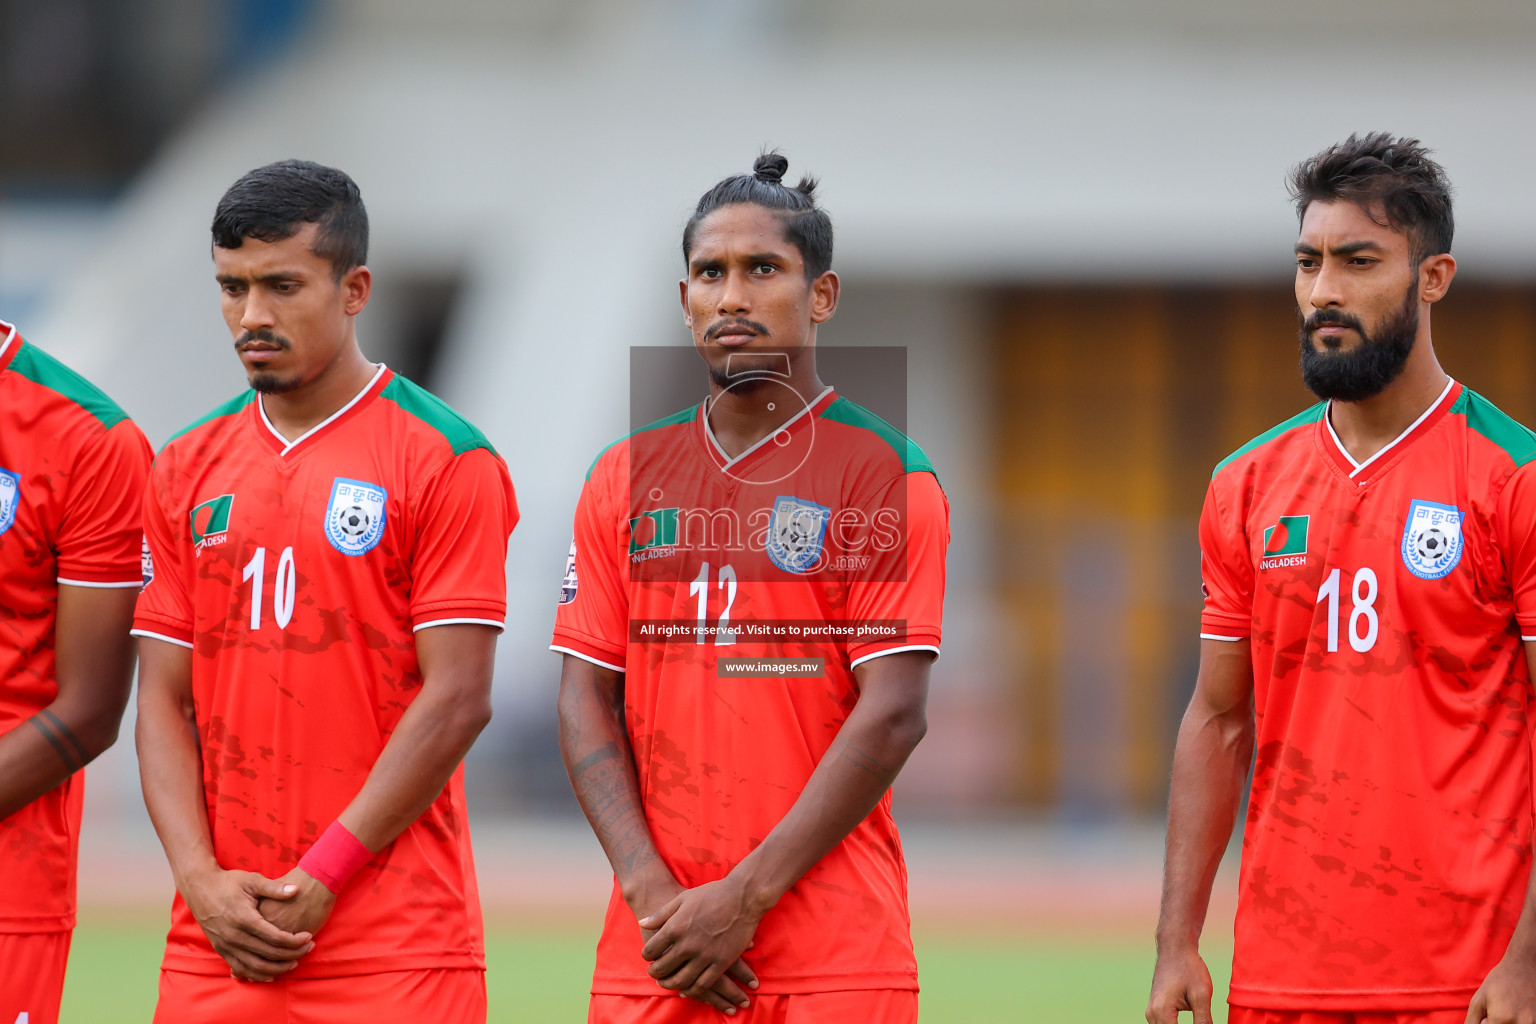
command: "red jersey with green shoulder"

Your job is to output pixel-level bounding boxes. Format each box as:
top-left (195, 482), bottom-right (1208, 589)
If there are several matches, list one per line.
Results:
top-left (0, 322), bottom-right (151, 933)
top-left (551, 387), bottom-right (949, 995)
top-left (132, 365), bottom-right (517, 978)
top-left (1200, 379), bottom-right (1536, 1010)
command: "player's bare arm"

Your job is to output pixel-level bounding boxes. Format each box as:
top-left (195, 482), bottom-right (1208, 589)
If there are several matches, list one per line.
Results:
top-left (136, 637), bottom-right (314, 981)
top-left (256, 623), bottom-right (497, 935)
top-left (1464, 640), bottom-right (1536, 1024)
top-left (638, 649), bottom-right (931, 1003)
top-left (556, 657), bottom-right (663, 884)
top-left (557, 654), bottom-right (760, 1016)
top-left (1147, 638), bottom-right (1255, 1024)
top-left (0, 585), bottom-right (137, 820)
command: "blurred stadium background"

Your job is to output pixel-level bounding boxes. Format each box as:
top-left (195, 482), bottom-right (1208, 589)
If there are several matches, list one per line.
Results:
top-left (5, 0), bottom-right (1536, 1019)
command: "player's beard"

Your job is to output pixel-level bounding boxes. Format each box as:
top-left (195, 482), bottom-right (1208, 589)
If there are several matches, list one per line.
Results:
top-left (704, 320), bottom-right (783, 394)
top-left (708, 363), bottom-right (776, 393)
top-left (236, 329), bottom-right (301, 394)
top-left (1297, 279), bottom-right (1419, 403)
top-left (250, 372), bottom-right (302, 395)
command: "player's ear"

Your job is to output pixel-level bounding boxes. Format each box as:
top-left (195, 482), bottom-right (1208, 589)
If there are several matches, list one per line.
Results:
top-left (809, 270), bottom-right (839, 325)
top-left (1418, 252), bottom-right (1456, 305)
top-left (343, 265), bottom-right (372, 317)
top-left (679, 279), bottom-right (693, 329)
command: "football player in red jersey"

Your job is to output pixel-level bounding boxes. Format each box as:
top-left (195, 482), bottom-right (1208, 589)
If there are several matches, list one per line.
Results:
top-left (0, 318), bottom-right (151, 1024)
top-left (134, 161), bottom-right (517, 1023)
top-left (1148, 134), bottom-right (1536, 1024)
top-left (554, 152), bottom-right (948, 1023)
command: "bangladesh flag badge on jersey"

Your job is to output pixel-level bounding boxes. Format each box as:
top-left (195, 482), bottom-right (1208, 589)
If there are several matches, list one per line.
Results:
top-left (190, 493), bottom-right (234, 550)
top-left (1259, 514), bottom-right (1309, 568)
top-left (325, 477), bottom-right (387, 556)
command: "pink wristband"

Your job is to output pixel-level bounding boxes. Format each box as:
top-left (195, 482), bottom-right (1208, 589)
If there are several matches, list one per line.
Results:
top-left (298, 822), bottom-right (372, 895)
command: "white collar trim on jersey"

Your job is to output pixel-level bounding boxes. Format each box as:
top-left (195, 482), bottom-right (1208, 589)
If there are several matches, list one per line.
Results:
top-left (1325, 376), bottom-right (1456, 479)
top-left (0, 320), bottom-right (16, 363)
top-left (259, 363), bottom-right (387, 456)
top-left (702, 384), bottom-right (834, 470)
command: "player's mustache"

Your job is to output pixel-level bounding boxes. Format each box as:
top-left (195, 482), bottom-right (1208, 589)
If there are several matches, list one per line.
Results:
top-left (703, 318), bottom-right (771, 342)
top-left (235, 329), bottom-right (292, 351)
top-left (1303, 310), bottom-right (1366, 335)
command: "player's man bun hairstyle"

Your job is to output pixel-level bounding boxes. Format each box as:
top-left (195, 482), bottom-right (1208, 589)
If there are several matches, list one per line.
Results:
top-left (682, 149), bottom-right (834, 279)
top-left (212, 159), bottom-right (368, 279)
top-left (752, 152), bottom-right (790, 184)
top-left (1288, 132), bottom-right (1453, 263)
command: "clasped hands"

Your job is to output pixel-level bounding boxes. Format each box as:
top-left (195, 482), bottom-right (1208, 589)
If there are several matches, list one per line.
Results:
top-left (187, 858), bottom-right (769, 1005)
top-left (635, 874), bottom-right (764, 1017)
top-left (182, 864), bottom-right (337, 982)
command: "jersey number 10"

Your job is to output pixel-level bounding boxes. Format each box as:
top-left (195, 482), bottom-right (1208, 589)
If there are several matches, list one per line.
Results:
top-left (242, 546), bottom-right (298, 630)
top-left (1315, 566), bottom-right (1379, 653)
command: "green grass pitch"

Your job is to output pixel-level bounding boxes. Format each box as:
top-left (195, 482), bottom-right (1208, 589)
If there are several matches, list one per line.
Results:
top-left (59, 918), bottom-right (1234, 1022)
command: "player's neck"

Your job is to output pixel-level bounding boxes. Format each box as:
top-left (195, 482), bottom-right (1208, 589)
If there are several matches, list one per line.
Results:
top-left (705, 363), bottom-right (827, 460)
top-left (260, 346), bottom-right (379, 443)
top-left (1327, 340), bottom-right (1450, 466)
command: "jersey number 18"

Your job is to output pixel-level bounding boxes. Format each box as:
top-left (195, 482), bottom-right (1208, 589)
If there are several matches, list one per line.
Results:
top-left (1316, 566), bottom-right (1380, 653)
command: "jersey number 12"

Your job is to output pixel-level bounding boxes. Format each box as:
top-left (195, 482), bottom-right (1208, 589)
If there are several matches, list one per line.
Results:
top-left (690, 561), bottom-right (737, 645)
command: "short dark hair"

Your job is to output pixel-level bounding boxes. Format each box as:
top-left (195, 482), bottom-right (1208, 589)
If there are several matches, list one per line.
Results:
top-left (1288, 133), bottom-right (1453, 262)
top-left (212, 159), bottom-right (368, 278)
top-left (682, 151), bottom-right (834, 279)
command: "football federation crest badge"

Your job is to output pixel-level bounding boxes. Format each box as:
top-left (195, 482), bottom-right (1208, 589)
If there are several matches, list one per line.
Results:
top-left (1401, 499), bottom-right (1463, 580)
top-left (325, 477), bottom-right (387, 556)
top-left (0, 467), bottom-right (19, 535)
top-left (765, 495), bottom-right (831, 574)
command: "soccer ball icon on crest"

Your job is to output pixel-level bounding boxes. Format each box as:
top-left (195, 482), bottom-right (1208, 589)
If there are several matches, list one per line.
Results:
top-left (1415, 526), bottom-right (1450, 564)
top-left (335, 505), bottom-right (372, 539)
top-left (780, 513), bottom-right (819, 555)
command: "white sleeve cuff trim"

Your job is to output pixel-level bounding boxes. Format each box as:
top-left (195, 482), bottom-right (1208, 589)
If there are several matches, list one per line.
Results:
top-left (1200, 632), bottom-right (1248, 642)
top-left (1522, 635), bottom-right (1536, 642)
top-left (414, 617), bottom-right (506, 632)
top-left (58, 577), bottom-right (143, 589)
top-left (850, 644), bottom-right (941, 670)
top-left (131, 629), bottom-right (194, 650)
top-left (549, 645), bottom-right (626, 673)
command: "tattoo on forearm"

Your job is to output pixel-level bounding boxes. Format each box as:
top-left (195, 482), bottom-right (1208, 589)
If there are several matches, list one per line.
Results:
top-left (29, 710), bottom-right (90, 773)
top-left (833, 737), bottom-right (900, 784)
top-left (570, 742), bottom-right (623, 778)
top-left (570, 740), bottom-right (658, 876)
top-left (41, 710), bottom-right (90, 765)
top-left (560, 675), bottom-right (659, 878)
